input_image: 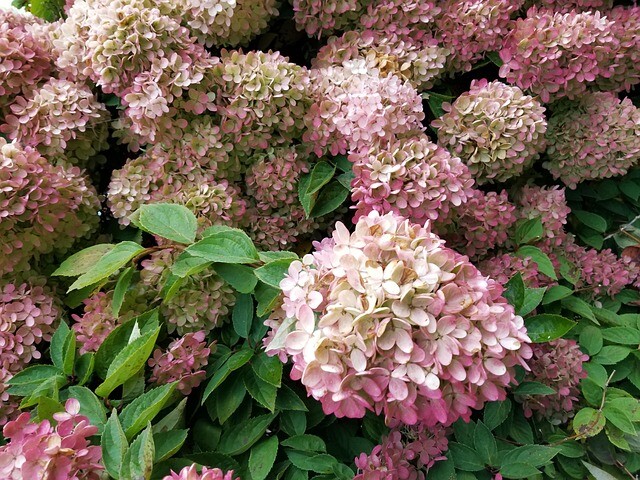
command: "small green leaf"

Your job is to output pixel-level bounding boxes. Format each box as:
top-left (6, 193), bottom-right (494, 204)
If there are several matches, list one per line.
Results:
top-left (603, 406), bottom-right (636, 435)
top-left (298, 173), bottom-right (314, 217)
top-left (132, 203), bottom-right (198, 244)
top-left (249, 436), bottom-right (279, 480)
top-left (255, 282), bottom-right (281, 317)
top-left (424, 91), bottom-right (453, 119)
top-left (543, 285), bottom-right (573, 304)
top-left (276, 384), bottom-right (308, 412)
top-left (153, 398), bottom-right (187, 433)
top-left (573, 407), bottom-right (606, 438)
top-left (285, 451), bottom-right (338, 474)
top-left (254, 258), bottom-right (295, 289)
top-left (515, 218), bottom-right (543, 245)
top-left (525, 314), bottom-right (576, 343)
top-left (62, 329), bottom-right (77, 376)
top-left (281, 435), bottom-right (326, 452)
top-left (244, 372), bottom-right (277, 412)
top-left (186, 229), bottom-right (259, 264)
top-left (120, 383), bottom-right (177, 440)
top-left (306, 161), bottom-right (336, 196)
top-left (215, 374), bottom-right (247, 424)
top-left (513, 381), bottom-right (556, 396)
top-left (154, 430), bottom-right (188, 463)
top-left (483, 399), bottom-right (511, 430)
top-left (214, 263), bottom-right (257, 293)
top-left (75, 353), bottom-right (95, 386)
top-left (7, 365), bottom-right (64, 397)
top-left (501, 445), bottom-right (560, 468)
top-left (579, 326), bottom-right (603, 355)
top-left (52, 244), bottom-right (115, 277)
top-left (252, 352), bottom-right (283, 387)
top-left (170, 256), bottom-right (212, 278)
top-left (562, 296), bottom-right (597, 323)
top-left (232, 294), bottom-right (254, 339)
top-left (573, 210), bottom-right (607, 233)
top-left (515, 246), bottom-right (557, 280)
top-left (69, 242), bottom-right (145, 292)
top-left (66, 386), bottom-right (107, 434)
top-left (202, 348), bottom-right (254, 403)
top-left (112, 266), bottom-right (134, 317)
top-left (310, 181), bottom-right (349, 218)
top-left (500, 463), bottom-right (541, 479)
top-left (504, 274), bottom-right (525, 311)
top-left (601, 327), bottom-right (640, 345)
top-left (102, 410), bottom-right (129, 479)
top-left (486, 51), bottom-right (503, 67)
top-left (519, 287), bottom-right (546, 317)
top-left (29, 0), bottom-right (64, 21)
top-left (217, 414), bottom-right (277, 456)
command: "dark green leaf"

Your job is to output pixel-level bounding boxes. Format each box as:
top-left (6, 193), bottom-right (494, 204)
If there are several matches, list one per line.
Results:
top-left (601, 327), bottom-right (640, 345)
top-left (217, 414), bottom-right (277, 456)
top-left (594, 346), bottom-right (632, 365)
top-left (202, 348), bottom-right (254, 403)
top-left (562, 296), bottom-right (598, 323)
top-left (513, 381), bottom-right (555, 395)
top-left (186, 229), bottom-right (259, 264)
top-left (232, 294), bottom-right (254, 339)
top-left (276, 385), bottom-right (308, 412)
top-left (579, 326), bottom-right (603, 355)
top-left (214, 263), bottom-right (257, 294)
top-left (120, 383), bottom-right (177, 440)
top-left (509, 410), bottom-right (534, 444)
top-left (50, 321), bottom-right (71, 370)
top-left (474, 421), bottom-right (497, 465)
top-left (215, 374), bottom-right (246, 424)
top-left (62, 329), bottom-right (76, 376)
top-left (500, 463), bottom-right (541, 479)
top-left (525, 314), bottom-right (576, 343)
top-left (305, 161), bottom-right (336, 196)
top-left (573, 210), bottom-right (607, 233)
top-left (501, 445), bottom-right (560, 467)
top-left (448, 442), bottom-right (484, 471)
top-left (583, 362), bottom-right (609, 387)
top-left (515, 218), bottom-right (543, 245)
top-left (112, 266), bottom-right (134, 317)
top-left (581, 462), bottom-right (620, 480)
top-left (244, 371), bottom-right (277, 412)
top-left (519, 287), bottom-right (546, 317)
top-left (310, 181), bottom-right (349, 218)
top-left (170, 256), bottom-right (212, 278)
top-left (29, 0), bottom-right (64, 21)
top-left (483, 399), bottom-right (511, 430)
top-left (252, 352), bottom-right (283, 387)
top-left (102, 410), bottom-right (129, 479)
top-left (153, 398), bottom-right (187, 433)
top-left (298, 173), bottom-right (314, 217)
top-left (254, 259), bottom-right (295, 289)
top-left (75, 352), bottom-right (95, 386)
top-left (424, 91), bottom-right (453, 119)
top-left (255, 282), bottom-right (281, 317)
top-left (281, 435), bottom-right (326, 453)
top-left (66, 386), bottom-right (107, 434)
top-left (504, 274), bottom-right (524, 311)
top-left (250, 436), bottom-right (279, 480)
top-left (603, 406), bottom-right (636, 435)
top-left (132, 203), bottom-right (197, 244)
top-left (486, 51), bottom-right (503, 67)
top-left (154, 430), bottom-right (188, 463)
top-left (543, 285), bottom-right (573, 304)
top-left (515, 246), bottom-right (557, 280)
top-left (285, 451), bottom-right (337, 474)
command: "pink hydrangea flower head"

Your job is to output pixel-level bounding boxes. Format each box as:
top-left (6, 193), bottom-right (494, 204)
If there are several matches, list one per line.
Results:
top-left (163, 465), bottom-right (238, 480)
top-left (140, 250), bottom-right (236, 335)
top-left (350, 134), bottom-right (474, 225)
top-left (544, 92), bottom-right (640, 189)
top-left (433, 80), bottom-right (547, 184)
top-left (523, 0), bottom-right (612, 12)
top-left (355, 423), bottom-right (448, 479)
top-left (265, 211), bottom-right (532, 426)
top-left (519, 339), bottom-right (588, 425)
top-left (0, 366), bottom-right (19, 426)
top-left (515, 185), bottom-right (571, 247)
top-left (0, 139), bottom-right (100, 275)
top-left (149, 331), bottom-right (211, 395)
top-left (292, 0), bottom-right (365, 37)
top-left (478, 254), bottom-right (548, 289)
top-left (244, 204), bottom-right (325, 250)
top-left (314, 30), bottom-right (449, 91)
top-left (304, 60), bottom-right (425, 157)
top-left (0, 398), bottom-right (103, 479)
top-left (498, 7), bottom-right (618, 102)
top-left (1, 78), bottom-right (109, 166)
top-left (435, 0), bottom-right (522, 74)
top-left (359, 0), bottom-right (440, 33)
top-left (436, 189), bottom-right (517, 259)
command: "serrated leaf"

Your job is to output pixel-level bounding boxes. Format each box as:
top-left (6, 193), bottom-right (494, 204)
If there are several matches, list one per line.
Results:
top-left (562, 295), bottom-right (597, 323)
top-left (232, 293), bottom-right (254, 339)
top-left (448, 442), bottom-right (484, 471)
top-left (154, 430), bottom-right (188, 463)
top-left (501, 445), bottom-right (560, 467)
top-left (250, 436), bottom-right (279, 480)
top-left (252, 352), bottom-right (283, 387)
top-left (7, 365), bottom-right (64, 397)
top-left (52, 244), bottom-right (115, 277)
top-left (50, 321), bottom-right (71, 370)
top-left (132, 203), bottom-right (197, 244)
top-left (581, 462), bottom-right (620, 480)
top-left (594, 346), bottom-right (631, 365)
top-left (75, 352), bottom-right (95, 386)
top-left (214, 263), bottom-right (257, 293)
top-left (310, 181), bottom-right (349, 218)
top-left (515, 218), bottom-right (543, 245)
top-left (66, 386), bottom-right (107, 434)
top-left (215, 374), bottom-right (247, 424)
top-left (519, 287), bottom-right (546, 316)
top-left (186, 229), bottom-right (259, 264)
top-left (120, 383), bottom-right (177, 440)
top-left (306, 161), bottom-right (336, 196)
top-left (601, 327), bottom-right (640, 345)
top-left (543, 285), bottom-right (574, 304)
top-left (515, 246), bottom-right (557, 280)
top-left (573, 210), bottom-right (607, 233)
top-left (69, 242), bottom-right (145, 292)
top-left (579, 326), bottom-right (603, 355)
top-left (123, 424), bottom-right (155, 480)
top-left (500, 463), bottom-right (541, 479)
top-left (483, 399), bottom-right (511, 430)
top-left (112, 266), bottom-right (134, 317)
top-left (245, 372), bottom-right (277, 412)
top-left (170, 256), bottom-right (212, 278)
top-left (254, 258), bottom-right (295, 289)
top-left (504, 274), bottom-right (525, 311)
top-left (217, 414), bottom-right (276, 456)
top-left (281, 435), bottom-right (326, 453)
top-left (474, 421), bottom-right (497, 466)
top-left (102, 410), bottom-right (128, 479)
top-left (525, 314), bottom-right (576, 343)
top-left (573, 408), bottom-right (606, 438)
top-left (276, 384), bottom-right (308, 412)
top-left (202, 348), bottom-right (254, 403)
top-left (513, 381), bottom-right (556, 395)
top-left (603, 406), bottom-right (636, 435)
top-left (153, 398), bottom-right (187, 434)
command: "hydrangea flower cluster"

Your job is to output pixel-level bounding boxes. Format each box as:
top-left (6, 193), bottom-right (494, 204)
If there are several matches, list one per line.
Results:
top-left (499, 8), bottom-right (616, 102)
top-left (292, 0), bottom-right (365, 37)
top-left (433, 80), bottom-right (547, 185)
top-left (163, 465), bottom-right (237, 480)
top-left (437, 189), bottom-right (517, 259)
top-left (478, 254), bottom-right (545, 288)
top-left (0, 398), bottom-right (103, 479)
top-left (515, 185), bottom-right (571, 247)
top-left (0, 139), bottom-right (99, 276)
top-left (140, 250), bottom-right (236, 335)
top-left (313, 30), bottom-right (449, 91)
top-left (518, 339), bottom-right (588, 425)
top-left (350, 134), bottom-right (474, 225)
top-left (265, 211), bottom-right (532, 426)
top-left (1, 78), bottom-right (109, 166)
top-left (434, 0), bottom-right (522, 74)
top-left (359, 0), bottom-right (439, 33)
top-left (148, 331), bottom-right (211, 395)
top-left (304, 60), bottom-right (424, 156)
top-left (354, 423), bottom-right (448, 479)
top-left (523, 0), bottom-right (612, 12)
top-left (544, 92), bottom-right (640, 189)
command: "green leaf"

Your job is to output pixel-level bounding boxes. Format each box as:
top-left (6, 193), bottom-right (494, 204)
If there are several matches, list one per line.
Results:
top-left (69, 242), bottom-right (145, 292)
top-left (95, 310), bottom-right (159, 379)
top-left (579, 326), bottom-right (603, 355)
top-left (601, 327), bottom-right (640, 345)
top-left (513, 381), bottom-right (556, 396)
top-left (562, 296), bottom-right (598, 323)
top-left (504, 274), bottom-right (524, 311)
top-left (215, 374), bottom-right (247, 424)
top-left (153, 398), bottom-right (187, 433)
top-left (186, 229), bottom-right (259, 264)
top-left (112, 266), bottom-right (134, 317)
top-left (252, 352), bottom-right (283, 387)
top-left (254, 259), bottom-right (295, 289)
top-left (62, 329), bottom-right (76, 376)
top-left (306, 162), bottom-right (336, 196)
top-left (123, 424), bottom-right (155, 480)
top-left (281, 435), bottom-right (326, 453)
top-left (525, 314), bottom-right (576, 343)
top-left (52, 244), bottom-right (115, 277)
top-left (483, 399), bottom-right (511, 430)
top-left (250, 436), bottom-right (279, 480)
top-left (29, 0), bottom-right (64, 21)
top-left (515, 246), bottom-right (557, 280)
top-left (120, 383), bottom-right (177, 440)
top-left (474, 421), bottom-right (497, 466)
top-left (509, 410), bottom-right (534, 444)
top-left (519, 287), bottom-right (546, 317)
top-left (543, 285), bottom-right (574, 304)
top-left (95, 326), bottom-right (160, 398)
top-left (18, 376), bottom-right (66, 409)
top-left (258, 251), bottom-right (299, 263)
top-left (276, 384), bottom-right (308, 412)
top-left (160, 273), bottom-right (187, 303)
top-left (102, 410), bottom-right (129, 479)
top-left (501, 445), bottom-right (560, 467)
top-left (310, 181), bottom-right (349, 218)
top-left (582, 462), bottom-right (620, 480)
top-left (217, 414), bottom-right (277, 456)
top-left (214, 263), bottom-right (257, 293)
top-left (603, 406), bottom-right (636, 435)
top-left (515, 218), bottom-right (543, 245)
top-left (448, 442), bottom-right (484, 471)
top-left (255, 282), bottom-right (281, 317)
top-left (75, 353), bottom-right (95, 386)
top-left (50, 321), bottom-right (71, 370)
top-left (573, 407), bottom-right (606, 438)
top-left (66, 386), bottom-right (107, 434)
top-left (500, 463), bottom-right (541, 479)
top-left (7, 365), bottom-right (64, 397)
top-left (594, 346), bottom-right (632, 365)
top-left (298, 173), bottom-right (314, 217)
top-left (232, 294), bottom-right (254, 339)
top-left (581, 379), bottom-right (603, 406)
top-left (244, 371), bottom-right (277, 412)
top-left (202, 348), bottom-right (254, 403)
top-left (336, 171), bottom-right (354, 189)
top-left (170, 256), bottom-right (212, 278)
top-left (584, 362), bottom-right (609, 387)
top-left (35, 396), bottom-right (64, 423)
top-left (154, 430), bottom-right (188, 463)
top-left (285, 451), bottom-right (338, 474)
top-left (486, 51), bottom-right (503, 67)
top-left (424, 91), bottom-right (453, 119)
top-left (573, 210), bottom-right (607, 233)
top-left (131, 203), bottom-right (197, 244)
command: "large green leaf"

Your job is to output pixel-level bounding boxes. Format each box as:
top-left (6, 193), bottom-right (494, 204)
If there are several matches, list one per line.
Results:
top-left (249, 436), bottom-right (279, 480)
top-left (254, 258), bottom-right (295, 289)
top-left (66, 386), bottom-right (107, 434)
top-left (52, 244), bottom-right (115, 277)
top-left (525, 314), bottom-right (576, 343)
top-left (102, 411), bottom-right (129, 479)
top-left (120, 383), bottom-right (177, 440)
top-left (217, 414), bottom-right (277, 456)
top-left (131, 203), bottom-right (197, 244)
top-left (186, 229), bottom-right (259, 264)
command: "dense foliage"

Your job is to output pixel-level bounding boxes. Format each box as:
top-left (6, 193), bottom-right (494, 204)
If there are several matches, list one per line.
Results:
top-left (1, 0), bottom-right (640, 479)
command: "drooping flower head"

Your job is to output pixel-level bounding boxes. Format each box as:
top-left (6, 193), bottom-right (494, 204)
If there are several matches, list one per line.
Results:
top-left (265, 211), bottom-right (531, 427)
top-left (0, 398), bottom-right (103, 479)
top-left (544, 92), bottom-right (640, 188)
top-left (350, 134), bottom-right (474, 225)
top-left (433, 80), bottom-right (547, 184)
top-left (518, 339), bottom-right (588, 425)
top-left (163, 465), bottom-right (238, 480)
